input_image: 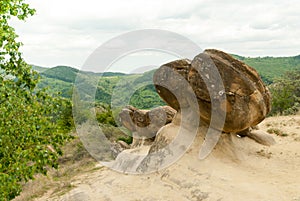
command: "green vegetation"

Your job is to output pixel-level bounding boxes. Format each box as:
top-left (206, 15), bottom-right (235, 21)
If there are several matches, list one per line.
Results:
top-left (40, 66), bottom-right (79, 83)
top-left (96, 104), bottom-right (118, 127)
top-left (266, 128), bottom-right (288, 137)
top-left (12, 138), bottom-right (97, 201)
top-left (36, 66), bottom-right (165, 109)
top-left (117, 136), bottom-right (133, 145)
top-left (94, 103), bottom-right (132, 144)
top-left (268, 70), bottom-right (300, 115)
top-left (0, 1), bottom-right (72, 200)
top-left (232, 54), bottom-right (300, 83)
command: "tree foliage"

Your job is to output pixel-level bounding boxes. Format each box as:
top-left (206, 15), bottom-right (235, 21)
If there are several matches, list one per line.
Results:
top-left (269, 70), bottom-right (300, 115)
top-left (232, 54), bottom-right (300, 82)
top-left (0, 1), bottom-right (72, 200)
top-left (129, 84), bottom-right (165, 109)
top-left (96, 104), bottom-right (118, 127)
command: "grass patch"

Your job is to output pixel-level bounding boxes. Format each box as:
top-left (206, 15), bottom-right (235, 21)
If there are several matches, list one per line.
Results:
top-left (117, 136), bottom-right (133, 145)
top-left (267, 128), bottom-right (288, 137)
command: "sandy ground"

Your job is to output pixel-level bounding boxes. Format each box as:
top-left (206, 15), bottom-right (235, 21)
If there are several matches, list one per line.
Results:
top-left (35, 115), bottom-right (300, 201)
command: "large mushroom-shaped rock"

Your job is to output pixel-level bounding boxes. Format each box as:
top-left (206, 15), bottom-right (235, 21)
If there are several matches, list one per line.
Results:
top-left (154, 49), bottom-right (271, 134)
top-left (119, 105), bottom-right (176, 147)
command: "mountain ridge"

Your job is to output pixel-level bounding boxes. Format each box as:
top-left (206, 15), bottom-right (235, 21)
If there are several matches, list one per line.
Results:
top-left (31, 53), bottom-right (300, 76)
top-left (33, 53), bottom-right (300, 109)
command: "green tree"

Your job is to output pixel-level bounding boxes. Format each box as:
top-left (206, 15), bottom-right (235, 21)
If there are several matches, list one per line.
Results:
top-left (129, 85), bottom-right (165, 109)
top-left (269, 70), bottom-right (300, 115)
top-left (0, 1), bottom-right (72, 200)
top-left (96, 104), bottom-right (118, 127)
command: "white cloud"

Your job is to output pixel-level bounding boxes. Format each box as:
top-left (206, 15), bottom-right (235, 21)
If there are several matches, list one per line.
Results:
top-left (10, 0), bottom-right (300, 71)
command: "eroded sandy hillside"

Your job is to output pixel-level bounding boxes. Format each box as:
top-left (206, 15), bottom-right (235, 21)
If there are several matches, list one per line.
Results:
top-left (16, 115), bottom-right (300, 201)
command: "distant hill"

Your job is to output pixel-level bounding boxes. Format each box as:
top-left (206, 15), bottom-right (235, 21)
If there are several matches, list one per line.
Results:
top-left (231, 54), bottom-right (300, 82)
top-left (31, 65), bottom-right (49, 73)
top-left (33, 65), bottom-right (164, 108)
top-left (40, 66), bottom-right (79, 83)
top-left (35, 65), bottom-right (126, 78)
top-left (32, 53), bottom-right (300, 109)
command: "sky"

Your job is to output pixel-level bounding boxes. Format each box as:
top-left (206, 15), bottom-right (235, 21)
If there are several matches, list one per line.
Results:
top-left (11, 0), bottom-right (300, 73)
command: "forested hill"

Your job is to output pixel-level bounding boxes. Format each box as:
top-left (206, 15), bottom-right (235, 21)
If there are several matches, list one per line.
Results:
top-left (33, 54), bottom-right (300, 109)
top-left (231, 54), bottom-right (300, 83)
top-left (33, 54), bottom-right (300, 82)
top-left (33, 65), bottom-right (164, 109)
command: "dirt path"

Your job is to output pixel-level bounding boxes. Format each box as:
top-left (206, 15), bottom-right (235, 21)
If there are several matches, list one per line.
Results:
top-left (35, 115), bottom-right (300, 201)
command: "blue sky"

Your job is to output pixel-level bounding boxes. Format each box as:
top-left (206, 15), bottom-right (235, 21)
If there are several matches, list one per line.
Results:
top-left (11, 0), bottom-right (300, 72)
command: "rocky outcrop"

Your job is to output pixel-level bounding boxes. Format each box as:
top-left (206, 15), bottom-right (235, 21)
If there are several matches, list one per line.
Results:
top-left (119, 105), bottom-right (176, 147)
top-left (237, 127), bottom-right (276, 146)
top-left (111, 49), bottom-right (275, 173)
top-left (154, 49), bottom-right (271, 133)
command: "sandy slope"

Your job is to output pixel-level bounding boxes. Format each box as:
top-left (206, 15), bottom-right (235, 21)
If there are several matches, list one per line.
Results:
top-left (35, 115), bottom-right (300, 201)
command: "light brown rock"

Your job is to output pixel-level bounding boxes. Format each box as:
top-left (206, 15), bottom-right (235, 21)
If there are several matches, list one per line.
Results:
top-left (153, 49), bottom-right (272, 133)
top-left (119, 105), bottom-right (176, 147)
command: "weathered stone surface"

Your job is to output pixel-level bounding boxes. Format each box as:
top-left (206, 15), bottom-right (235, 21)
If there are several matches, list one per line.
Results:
top-left (237, 127), bottom-right (276, 146)
top-left (153, 59), bottom-right (192, 111)
top-left (115, 49), bottom-right (274, 171)
top-left (119, 105), bottom-right (176, 147)
top-left (153, 49), bottom-right (272, 133)
top-left (110, 142), bottom-right (126, 158)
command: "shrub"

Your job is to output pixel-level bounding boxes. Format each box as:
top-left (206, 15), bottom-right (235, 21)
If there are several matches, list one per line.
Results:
top-left (269, 70), bottom-right (300, 115)
top-left (95, 104), bottom-right (118, 127)
top-left (117, 136), bottom-right (133, 145)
